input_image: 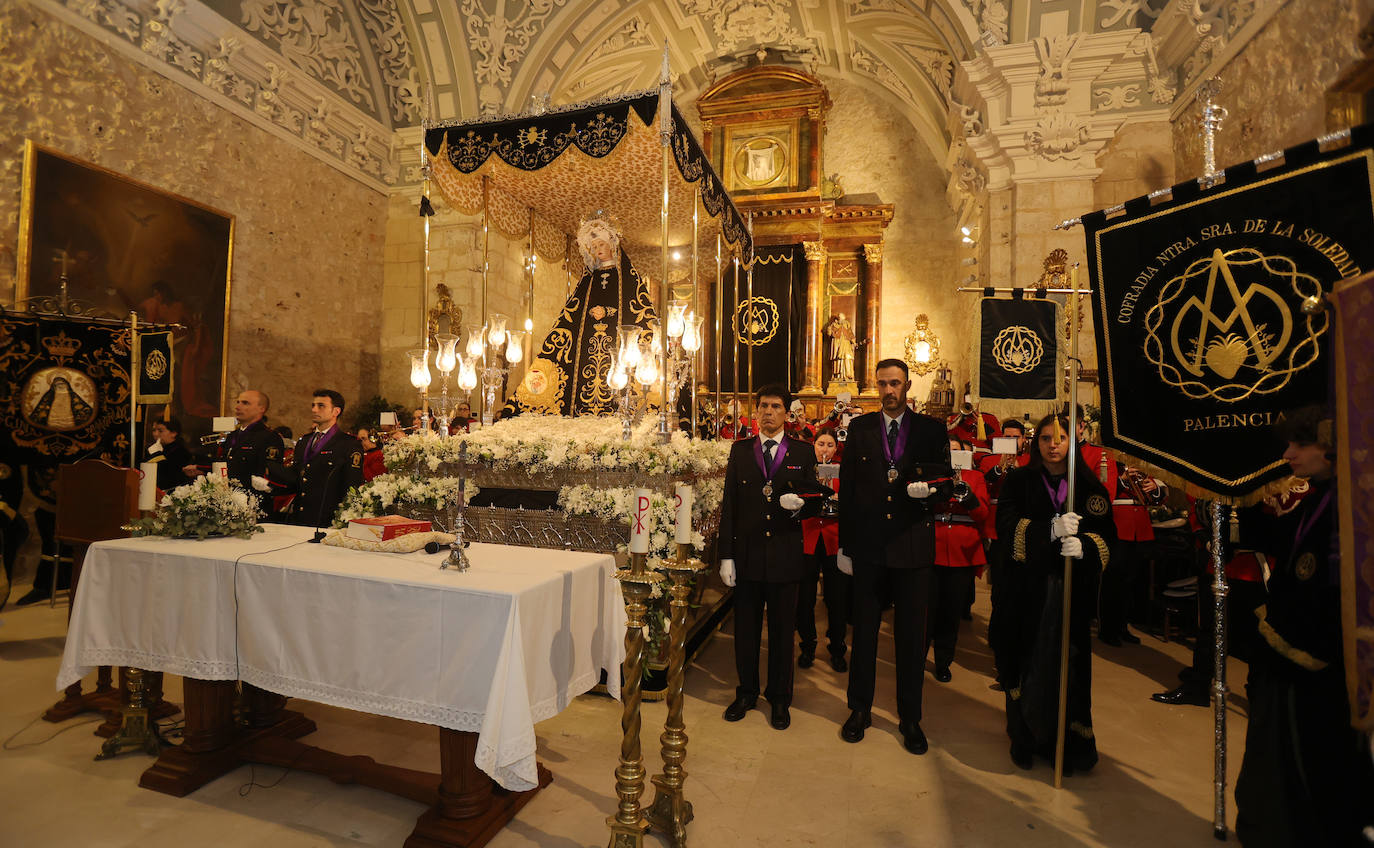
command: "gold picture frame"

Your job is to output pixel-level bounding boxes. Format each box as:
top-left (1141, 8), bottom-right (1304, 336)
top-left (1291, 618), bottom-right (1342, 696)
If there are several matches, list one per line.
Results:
top-left (15, 140), bottom-right (235, 436)
top-left (723, 119), bottom-right (800, 193)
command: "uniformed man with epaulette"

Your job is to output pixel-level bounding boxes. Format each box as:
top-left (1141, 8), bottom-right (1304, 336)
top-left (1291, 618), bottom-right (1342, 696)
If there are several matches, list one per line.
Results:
top-left (255, 389), bottom-right (363, 529)
top-left (184, 389), bottom-right (285, 519)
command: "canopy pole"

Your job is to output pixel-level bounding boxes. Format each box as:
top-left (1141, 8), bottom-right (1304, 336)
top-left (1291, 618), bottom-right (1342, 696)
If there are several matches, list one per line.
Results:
top-left (714, 234), bottom-right (723, 439)
top-left (745, 213), bottom-right (755, 410)
top-left (420, 115), bottom-right (433, 422)
top-left (732, 256), bottom-right (741, 434)
top-left (657, 45), bottom-right (672, 443)
top-left (480, 175), bottom-right (491, 425)
top-left (691, 188), bottom-right (700, 438)
top-left (1053, 264), bottom-right (1082, 790)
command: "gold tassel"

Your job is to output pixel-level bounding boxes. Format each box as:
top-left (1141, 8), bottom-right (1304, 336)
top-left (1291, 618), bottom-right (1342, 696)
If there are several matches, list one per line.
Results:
top-left (1229, 505), bottom-right (1240, 544)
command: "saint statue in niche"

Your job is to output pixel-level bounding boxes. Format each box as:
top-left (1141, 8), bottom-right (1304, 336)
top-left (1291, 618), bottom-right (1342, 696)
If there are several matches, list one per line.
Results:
top-left (824, 312), bottom-right (857, 384)
top-left (505, 213), bottom-right (656, 417)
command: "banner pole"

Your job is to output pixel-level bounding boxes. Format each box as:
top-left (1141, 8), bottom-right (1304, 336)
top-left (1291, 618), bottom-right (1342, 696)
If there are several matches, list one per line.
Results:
top-left (130, 310), bottom-right (139, 468)
top-left (746, 213), bottom-right (755, 406)
top-left (691, 188), bottom-right (700, 438)
top-left (1211, 499), bottom-right (1230, 840)
top-left (715, 234), bottom-right (723, 439)
top-left (732, 257), bottom-right (740, 434)
top-left (1053, 266), bottom-right (1081, 790)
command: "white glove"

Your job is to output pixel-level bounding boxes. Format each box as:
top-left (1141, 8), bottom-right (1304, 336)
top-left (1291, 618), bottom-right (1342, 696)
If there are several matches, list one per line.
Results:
top-left (147, 441), bottom-right (163, 455)
top-left (836, 548), bottom-right (853, 576)
top-left (906, 481), bottom-right (930, 499)
top-left (1050, 512), bottom-right (1081, 540)
top-left (779, 493), bottom-right (804, 512)
top-left (719, 558), bottom-right (737, 587)
top-left (1060, 536), bottom-right (1084, 559)
top-left (251, 475), bottom-right (270, 493)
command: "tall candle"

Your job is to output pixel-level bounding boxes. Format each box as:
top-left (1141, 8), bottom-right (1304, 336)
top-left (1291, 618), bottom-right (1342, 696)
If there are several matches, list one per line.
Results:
top-left (674, 484), bottom-right (693, 545)
top-left (212, 461), bottom-right (228, 479)
top-left (629, 487), bottom-right (652, 554)
top-left (138, 462), bottom-right (158, 510)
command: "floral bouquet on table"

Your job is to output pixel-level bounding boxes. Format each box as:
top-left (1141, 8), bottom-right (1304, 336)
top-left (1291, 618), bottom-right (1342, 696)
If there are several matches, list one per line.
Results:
top-left (126, 476), bottom-right (264, 540)
top-left (332, 473), bottom-right (478, 527)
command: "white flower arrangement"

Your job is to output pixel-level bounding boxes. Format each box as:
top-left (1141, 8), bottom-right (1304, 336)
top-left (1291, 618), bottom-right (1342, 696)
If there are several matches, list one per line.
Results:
top-left (557, 477), bottom-right (724, 561)
top-left (333, 473), bottom-right (478, 527)
top-left (383, 415), bottom-right (731, 479)
top-left (127, 476), bottom-right (263, 540)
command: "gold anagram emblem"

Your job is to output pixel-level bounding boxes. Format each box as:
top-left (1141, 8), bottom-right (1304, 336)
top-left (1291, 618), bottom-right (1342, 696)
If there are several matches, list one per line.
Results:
top-left (1144, 248), bottom-right (1326, 403)
top-left (1086, 494), bottom-right (1109, 516)
top-left (991, 325), bottom-right (1044, 374)
top-left (144, 348), bottom-right (168, 381)
top-left (733, 297), bottom-right (779, 346)
top-left (1295, 551), bottom-right (1317, 581)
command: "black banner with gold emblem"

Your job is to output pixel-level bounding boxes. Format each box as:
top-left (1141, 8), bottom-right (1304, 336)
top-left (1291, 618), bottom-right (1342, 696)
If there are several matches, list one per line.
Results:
top-left (719, 246), bottom-right (802, 392)
top-left (136, 329), bottom-right (174, 404)
top-left (1085, 126), bottom-right (1374, 497)
top-left (976, 296), bottom-right (1060, 401)
top-left (0, 312), bottom-right (132, 465)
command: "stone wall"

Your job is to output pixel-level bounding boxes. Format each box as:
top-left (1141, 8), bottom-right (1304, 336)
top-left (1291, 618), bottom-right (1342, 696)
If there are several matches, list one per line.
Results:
top-left (0, 2), bottom-right (386, 438)
top-left (1173, 0), bottom-right (1372, 174)
top-left (822, 76), bottom-right (963, 401)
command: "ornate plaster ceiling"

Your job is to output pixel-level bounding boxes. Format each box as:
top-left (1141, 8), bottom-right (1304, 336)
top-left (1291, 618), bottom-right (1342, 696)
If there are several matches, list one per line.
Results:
top-left (399, 0), bottom-right (983, 164)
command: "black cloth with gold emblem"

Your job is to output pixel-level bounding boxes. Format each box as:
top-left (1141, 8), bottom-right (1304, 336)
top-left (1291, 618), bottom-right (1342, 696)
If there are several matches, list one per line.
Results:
top-left (192, 419), bottom-right (285, 518)
top-left (718, 433), bottom-right (822, 706)
top-left (976, 295), bottom-right (1058, 401)
top-left (0, 313), bottom-right (134, 465)
top-left (838, 409), bottom-right (953, 726)
top-left (994, 460), bottom-right (1114, 772)
top-left (506, 250), bottom-right (655, 417)
top-left (267, 426), bottom-right (364, 529)
top-left (1234, 477), bottom-right (1374, 846)
top-left (718, 246), bottom-right (802, 391)
top-left (1084, 125), bottom-right (1374, 496)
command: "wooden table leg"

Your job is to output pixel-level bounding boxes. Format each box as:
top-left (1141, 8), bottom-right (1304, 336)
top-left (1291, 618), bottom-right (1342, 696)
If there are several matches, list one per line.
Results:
top-left (405, 728), bottom-right (551, 848)
top-left (139, 678), bottom-right (239, 796)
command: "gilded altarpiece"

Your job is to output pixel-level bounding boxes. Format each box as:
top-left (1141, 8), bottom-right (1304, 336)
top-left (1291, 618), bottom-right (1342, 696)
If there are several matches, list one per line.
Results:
top-left (697, 68), bottom-right (892, 418)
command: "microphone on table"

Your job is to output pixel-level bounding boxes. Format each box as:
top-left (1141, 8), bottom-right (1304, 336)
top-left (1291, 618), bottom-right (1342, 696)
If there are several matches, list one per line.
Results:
top-left (307, 442), bottom-right (349, 543)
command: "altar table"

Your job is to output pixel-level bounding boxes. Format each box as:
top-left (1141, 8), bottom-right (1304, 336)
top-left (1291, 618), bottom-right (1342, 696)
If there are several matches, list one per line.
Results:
top-left (56, 525), bottom-right (625, 847)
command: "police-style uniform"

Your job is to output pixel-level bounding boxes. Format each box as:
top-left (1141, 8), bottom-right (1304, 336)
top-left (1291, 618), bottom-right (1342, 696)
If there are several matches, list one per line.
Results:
top-left (839, 409), bottom-right (951, 727)
top-left (0, 456), bottom-right (27, 589)
top-left (928, 467), bottom-right (990, 676)
top-left (979, 449), bottom-right (1029, 689)
top-left (269, 426), bottom-right (364, 528)
top-left (193, 418), bottom-right (286, 518)
top-left (719, 432), bottom-right (820, 709)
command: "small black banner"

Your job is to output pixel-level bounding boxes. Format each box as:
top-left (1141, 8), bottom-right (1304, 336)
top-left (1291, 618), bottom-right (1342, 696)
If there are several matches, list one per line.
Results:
top-left (719, 246), bottom-right (802, 392)
top-left (136, 329), bottom-right (174, 404)
top-left (1085, 127), bottom-right (1374, 496)
top-left (977, 297), bottom-right (1059, 401)
top-left (0, 313), bottom-right (132, 465)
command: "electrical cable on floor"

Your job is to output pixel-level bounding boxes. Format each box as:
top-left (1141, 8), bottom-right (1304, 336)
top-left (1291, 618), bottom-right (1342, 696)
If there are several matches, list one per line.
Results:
top-left (2, 714), bottom-right (102, 750)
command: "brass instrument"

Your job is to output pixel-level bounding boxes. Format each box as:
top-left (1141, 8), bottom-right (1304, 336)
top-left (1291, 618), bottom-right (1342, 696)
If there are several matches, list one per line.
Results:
top-left (836, 426), bottom-right (848, 442)
top-left (198, 432), bottom-right (229, 446)
top-left (1122, 466), bottom-right (1158, 505)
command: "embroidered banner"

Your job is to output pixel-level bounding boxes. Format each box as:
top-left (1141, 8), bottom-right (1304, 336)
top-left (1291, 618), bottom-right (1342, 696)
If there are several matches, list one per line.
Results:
top-left (0, 313), bottom-right (132, 465)
top-left (1084, 128), bottom-right (1374, 497)
top-left (719, 247), bottom-right (800, 393)
top-left (975, 296), bottom-right (1060, 402)
top-left (136, 329), bottom-right (174, 404)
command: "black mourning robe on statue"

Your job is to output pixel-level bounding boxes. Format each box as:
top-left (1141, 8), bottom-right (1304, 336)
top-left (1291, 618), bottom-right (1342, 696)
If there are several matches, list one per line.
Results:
top-left (505, 251), bottom-right (655, 418)
top-left (994, 462), bottom-right (1115, 773)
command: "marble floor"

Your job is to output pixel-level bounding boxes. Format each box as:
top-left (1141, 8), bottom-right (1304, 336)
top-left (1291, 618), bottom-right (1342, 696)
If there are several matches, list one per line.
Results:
top-left (0, 577), bottom-right (1248, 848)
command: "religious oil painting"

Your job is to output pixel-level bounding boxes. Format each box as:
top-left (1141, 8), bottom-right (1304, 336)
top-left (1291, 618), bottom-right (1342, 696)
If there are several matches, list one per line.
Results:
top-left (15, 141), bottom-right (234, 437)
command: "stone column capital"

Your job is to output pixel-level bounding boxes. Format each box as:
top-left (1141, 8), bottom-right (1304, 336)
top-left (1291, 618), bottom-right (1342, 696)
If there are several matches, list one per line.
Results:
top-left (861, 242), bottom-right (883, 264)
top-left (802, 241), bottom-right (828, 263)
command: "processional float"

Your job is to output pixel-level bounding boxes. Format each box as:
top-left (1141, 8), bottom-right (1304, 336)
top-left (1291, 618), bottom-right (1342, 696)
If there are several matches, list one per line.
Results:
top-left (1056, 79), bottom-right (1374, 838)
top-left (416, 45), bottom-right (753, 848)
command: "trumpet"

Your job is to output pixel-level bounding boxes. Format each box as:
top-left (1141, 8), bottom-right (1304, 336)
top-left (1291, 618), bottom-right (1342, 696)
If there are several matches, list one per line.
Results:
top-left (788, 410), bottom-right (798, 423)
top-left (958, 400), bottom-right (975, 416)
top-left (836, 426), bottom-right (849, 442)
top-left (198, 432), bottom-right (229, 445)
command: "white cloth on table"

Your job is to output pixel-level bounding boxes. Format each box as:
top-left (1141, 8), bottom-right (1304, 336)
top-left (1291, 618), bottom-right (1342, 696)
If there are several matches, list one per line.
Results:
top-left (57, 525), bottom-right (626, 791)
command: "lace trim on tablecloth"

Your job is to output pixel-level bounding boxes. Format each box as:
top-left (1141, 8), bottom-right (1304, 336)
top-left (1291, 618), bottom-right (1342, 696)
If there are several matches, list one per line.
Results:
top-left (58, 649), bottom-right (239, 690)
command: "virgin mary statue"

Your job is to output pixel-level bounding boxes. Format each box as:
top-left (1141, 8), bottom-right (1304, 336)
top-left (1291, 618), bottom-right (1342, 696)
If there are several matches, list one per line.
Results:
top-left (505, 214), bottom-right (656, 417)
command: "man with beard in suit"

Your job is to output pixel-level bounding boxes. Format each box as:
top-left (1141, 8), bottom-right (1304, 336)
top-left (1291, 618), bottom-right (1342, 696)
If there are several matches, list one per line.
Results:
top-left (836, 358), bottom-right (953, 755)
top-left (254, 389), bottom-right (363, 530)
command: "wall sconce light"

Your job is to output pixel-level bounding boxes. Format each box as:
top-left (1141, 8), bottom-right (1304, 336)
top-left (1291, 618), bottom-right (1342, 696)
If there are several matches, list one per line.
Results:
top-left (903, 314), bottom-right (941, 376)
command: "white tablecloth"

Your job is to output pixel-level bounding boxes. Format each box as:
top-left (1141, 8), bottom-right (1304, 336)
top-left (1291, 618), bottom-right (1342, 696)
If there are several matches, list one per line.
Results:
top-left (57, 525), bottom-right (626, 791)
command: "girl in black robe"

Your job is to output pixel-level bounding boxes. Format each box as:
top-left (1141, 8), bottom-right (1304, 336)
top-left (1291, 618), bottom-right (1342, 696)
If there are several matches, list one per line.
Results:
top-left (994, 413), bottom-right (1115, 774)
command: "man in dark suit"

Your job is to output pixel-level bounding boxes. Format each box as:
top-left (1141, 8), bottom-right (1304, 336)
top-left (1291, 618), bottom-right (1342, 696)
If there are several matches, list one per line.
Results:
top-left (837, 358), bottom-right (952, 754)
top-left (718, 383), bottom-right (822, 730)
top-left (256, 389), bottom-right (364, 529)
top-left (184, 389), bottom-right (286, 519)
